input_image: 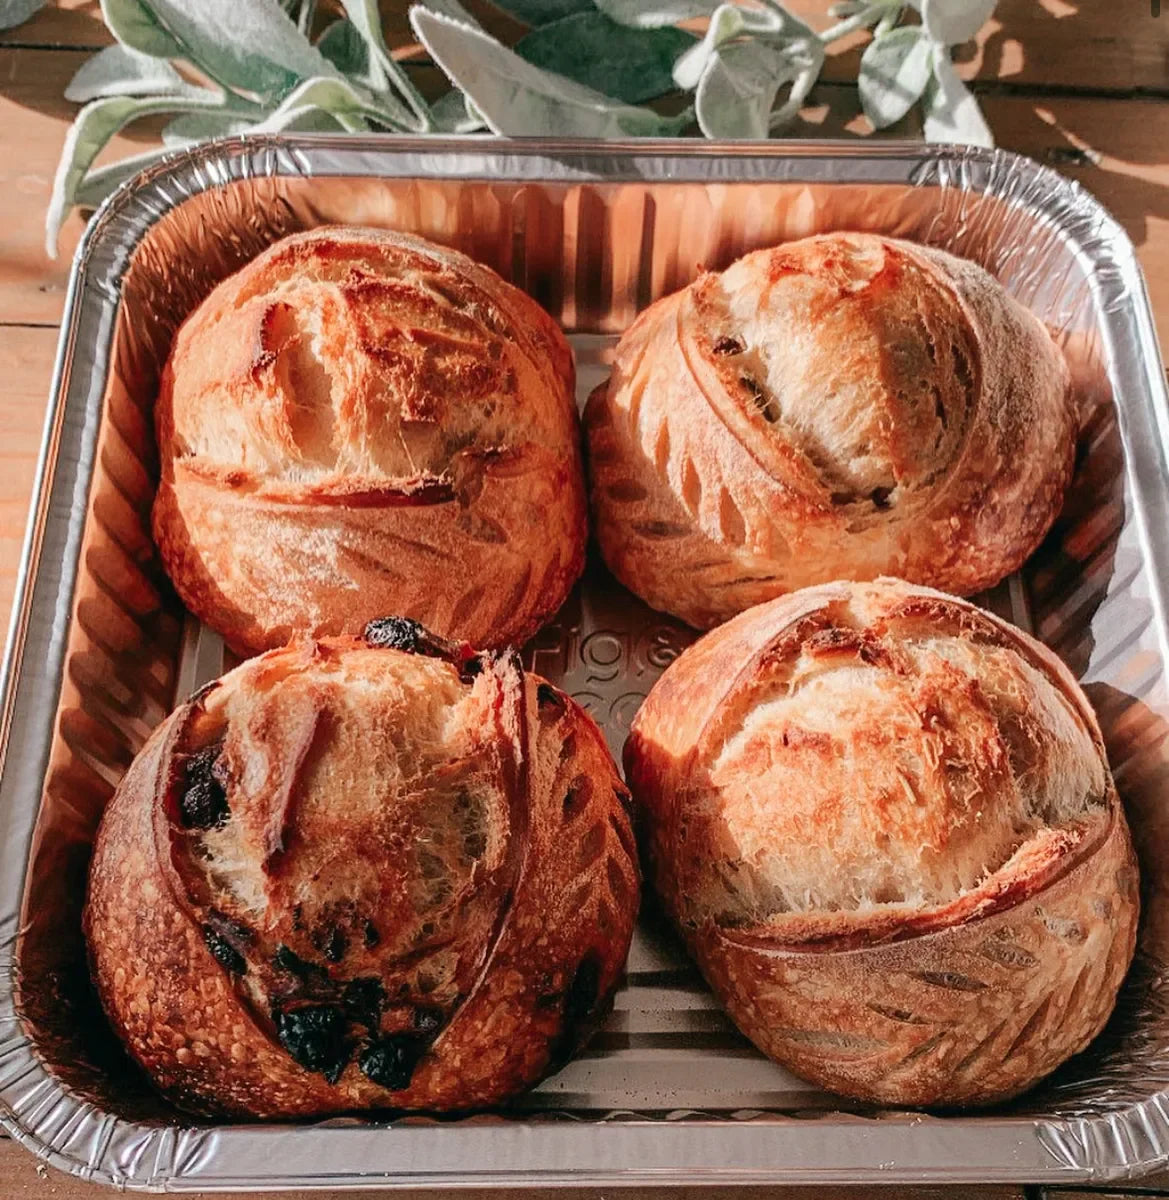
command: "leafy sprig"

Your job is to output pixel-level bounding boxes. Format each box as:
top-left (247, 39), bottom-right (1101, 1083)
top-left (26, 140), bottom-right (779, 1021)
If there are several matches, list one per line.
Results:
top-left (33, 0), bottom-right (998, 255)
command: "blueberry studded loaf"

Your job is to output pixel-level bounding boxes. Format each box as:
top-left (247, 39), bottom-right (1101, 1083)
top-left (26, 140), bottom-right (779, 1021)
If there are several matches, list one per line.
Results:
top-left (85, 618), bottom-right (638, 1116)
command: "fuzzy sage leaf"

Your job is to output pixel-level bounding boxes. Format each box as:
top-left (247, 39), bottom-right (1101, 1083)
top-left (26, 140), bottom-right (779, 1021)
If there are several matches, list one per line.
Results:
top-left (593, 0), bottom-right (719, 28)
top-left (411, 7), bottom-right (690, 138)
top-left (918, 0), bottom-right (997, 47)
top-left (101, 0), bottom-right (338, 98)
top-left (47, 90), bottom-right (225, 256)
top-left (66, 45), bottom-right (213, 103)
top-left (859, 26), bottom-right (933, 130)
top-left (923, 46), bottom-right (992, 147)
top-left (516, 12), bottom-right (694, 104)
top-left (0, 0), bottom-right (42, 30)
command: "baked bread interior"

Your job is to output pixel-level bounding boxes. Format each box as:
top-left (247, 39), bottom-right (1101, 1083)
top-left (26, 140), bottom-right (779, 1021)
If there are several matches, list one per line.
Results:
top-left (153, 225), bottom-right (586, 654)
top-left (85, 618), bottom-right (638, 1117)
top-left (626, 579), bottom-right (1138, 1106)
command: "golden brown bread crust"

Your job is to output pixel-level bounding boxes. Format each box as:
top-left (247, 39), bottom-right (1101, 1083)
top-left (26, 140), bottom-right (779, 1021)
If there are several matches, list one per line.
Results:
top-left (85, 619), bottom-right (638, 1117)
top-left (586, 233), bottom-right (1075, 629)
top-left (153, 226), bottom-right (586, 654)
top-left (626, 580), bottom-right (1138, 1107)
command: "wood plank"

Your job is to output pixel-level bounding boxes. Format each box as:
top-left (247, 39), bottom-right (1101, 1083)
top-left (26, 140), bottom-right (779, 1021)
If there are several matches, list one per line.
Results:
top-left (0, 46), bottom-right (148, 327)
top-left (0, 326), bottom-right (56, 642)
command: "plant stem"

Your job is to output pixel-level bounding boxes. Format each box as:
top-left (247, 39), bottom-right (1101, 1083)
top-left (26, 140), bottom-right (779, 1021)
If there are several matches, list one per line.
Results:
top-left (817, 2), bottom-right (889, 43)
top-left (875, 5), bottom-right (901, 35)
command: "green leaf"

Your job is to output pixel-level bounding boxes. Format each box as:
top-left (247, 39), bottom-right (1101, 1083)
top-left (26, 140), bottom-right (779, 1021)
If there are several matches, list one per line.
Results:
top-left (161, 111), bottom-right (255, 146)
top-left (317, 19), bottom-right (374, 83)
top-left (99, 0), bottom-right (339, 99)
top-left (73, 145), bottom-right (171, 208)
top-left (593, 0), bottom-right (718, 28)
top-left (99, 0), bottom-right (183, 58)
top-left (254, 74), bottom-right (393, 132)
top-left (516, 12), bottom-right (693, 104)
top-left (47, 91), bottom-right (223, 256)
top-left (694, 35), bottom-right (819, 138)
top-left (255, 104), bottom-right (349, 132)
top-left (411, 7), bottom-right (688, 136)
top-left (923, 48), bottom-right (992, 147)
top-left (429, 87), bottom-right (487, 131)
top-left (919, 0), bottom-right (996, 46)
top-left (65, 44), bottom-right (210, 102)
top-left (672, 3), bottom-right (812, 91)
top-left (491, 0), bottom-right (592, 22)
top-left (858, 26), bottom-right (932, 129)
top-left (337, 0), bottom-right (430, 127)
top-left (0, 0), bottom-right (43, 31)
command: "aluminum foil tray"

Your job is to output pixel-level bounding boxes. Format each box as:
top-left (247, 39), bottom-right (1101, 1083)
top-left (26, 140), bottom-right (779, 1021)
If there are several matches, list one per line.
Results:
top-left (2, 136), bottom-right (1169, 1190)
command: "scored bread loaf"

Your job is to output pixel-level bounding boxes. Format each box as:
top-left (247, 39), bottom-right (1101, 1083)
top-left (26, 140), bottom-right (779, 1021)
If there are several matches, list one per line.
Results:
top-left (85, 618), bottom-right (638, 1117)
top-left (153, 226), bottom-right (586, 654)
top-left (586, 232), bottom-right (1075, 629)
top-left (626, 579), bottom-right (1138, 1107)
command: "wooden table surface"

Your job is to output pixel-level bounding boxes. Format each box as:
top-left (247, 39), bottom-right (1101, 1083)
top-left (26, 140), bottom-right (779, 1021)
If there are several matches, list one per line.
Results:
top-left (3, 1), bottom-right (1169, 1195)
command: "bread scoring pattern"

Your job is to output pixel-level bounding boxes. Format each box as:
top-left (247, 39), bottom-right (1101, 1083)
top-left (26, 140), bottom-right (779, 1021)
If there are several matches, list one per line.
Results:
top-left (85, 619), bottom-right (638, 1117)
top-left (626, 580), bottom-right (1137, 1106)
top-left (587, 233), bottom-right (1075, 628)
top-left (153, 226), bottom-right (586, 653)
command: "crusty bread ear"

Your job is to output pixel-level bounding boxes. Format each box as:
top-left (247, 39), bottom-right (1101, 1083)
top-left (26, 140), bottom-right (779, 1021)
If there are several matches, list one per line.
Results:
top-left (153, 225), bottom-right (586, 655)
top-left (85, 619), bottom-right (638, 1118)
top-left (626, 580), bottom-right (1138, 1107)
top-left (587, 232), bottom-right (1075, 629)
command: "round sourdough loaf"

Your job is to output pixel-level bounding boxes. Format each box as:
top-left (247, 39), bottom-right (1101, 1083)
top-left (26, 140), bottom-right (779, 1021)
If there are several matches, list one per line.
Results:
top-left (85, 618), bottom-right (638, 1117)
top-left (153, 226), bottom-right (585, 654)
top-left (586, 232), bottom-right (1074, 628)
top-left (625, 579), bottom-right (1137, 1107)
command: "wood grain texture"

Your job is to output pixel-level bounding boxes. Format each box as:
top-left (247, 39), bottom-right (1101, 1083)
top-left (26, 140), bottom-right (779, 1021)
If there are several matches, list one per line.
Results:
top-left (0, 326), bottom-right (57, 642)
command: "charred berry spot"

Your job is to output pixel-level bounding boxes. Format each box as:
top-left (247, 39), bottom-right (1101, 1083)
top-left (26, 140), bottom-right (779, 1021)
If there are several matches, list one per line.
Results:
top-left (870, 486), bottom-right (893, 510)
top-left (202, 925), bottom-right (246, 974)
top-left (363, 616), bottom-right (452, 660)
top-left (292, 903), bottom-right (305, 932)
top-left (363, 920), bottom-right (380, 949)
top-left (537, 683), bottom-right (566, 719)
top-left (358, 1034), bottom-right (427, 1091)
top-left (321, 927), bottom-right (347, 964)
top-left (712, 335), bottom-right (745, 356)
top-left (342, 977), bottom-right (385, 1030)
top-left (459, 655), bottom-right (485, 682)
top-left (274, 944), bottom-right (327, 983)
top-left (274, 1005), bottom-right (349, 1081)
top-left (178, 745), bottom-right (229, 831)
top-left (412, 1006), bottom-right (445, 1037)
